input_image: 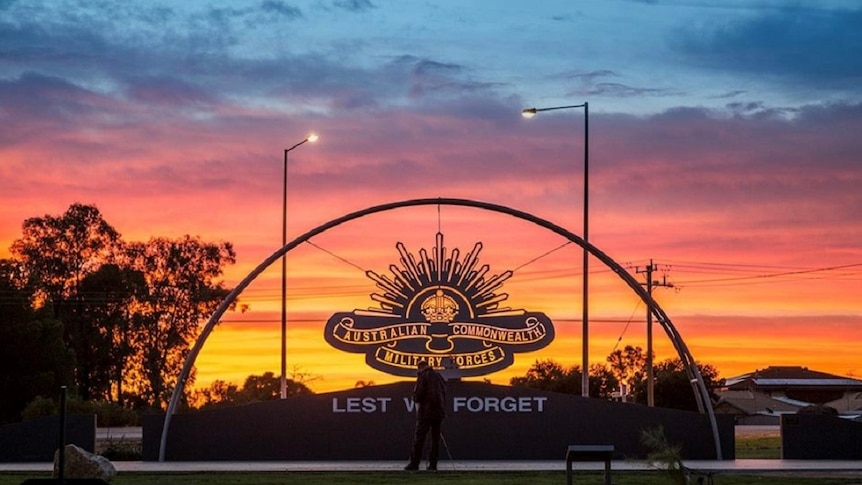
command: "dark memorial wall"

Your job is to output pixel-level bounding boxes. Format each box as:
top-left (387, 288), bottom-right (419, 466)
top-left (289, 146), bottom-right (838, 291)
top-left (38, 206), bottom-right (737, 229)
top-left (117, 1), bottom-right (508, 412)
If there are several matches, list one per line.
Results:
top-left (781, 414), bottom-right (862, 459)
top-left (144, 381), bottom-right (734, 461)
top-left (0, 415), bottom-right (96, 462)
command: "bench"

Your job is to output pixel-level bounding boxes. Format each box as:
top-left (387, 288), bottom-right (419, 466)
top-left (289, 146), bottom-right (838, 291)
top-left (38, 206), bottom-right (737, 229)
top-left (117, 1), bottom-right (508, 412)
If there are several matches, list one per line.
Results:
top-left (565, 444), bottom-right (614, 485)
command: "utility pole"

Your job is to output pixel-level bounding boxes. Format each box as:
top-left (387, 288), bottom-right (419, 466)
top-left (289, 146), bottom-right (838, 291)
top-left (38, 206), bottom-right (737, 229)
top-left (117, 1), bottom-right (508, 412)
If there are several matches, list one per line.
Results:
top-left (636, 259), bottom-right (673, 407)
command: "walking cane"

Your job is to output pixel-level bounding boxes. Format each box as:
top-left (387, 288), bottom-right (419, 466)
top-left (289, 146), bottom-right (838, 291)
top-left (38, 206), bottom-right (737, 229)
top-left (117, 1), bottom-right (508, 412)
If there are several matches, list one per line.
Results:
top-left (440, 431), bottom-right (456, 470)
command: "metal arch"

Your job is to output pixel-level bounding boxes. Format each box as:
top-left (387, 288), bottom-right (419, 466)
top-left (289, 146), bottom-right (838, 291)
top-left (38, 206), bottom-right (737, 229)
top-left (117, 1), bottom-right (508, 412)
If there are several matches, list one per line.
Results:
top-left (159, 197), bottom-right (722, 461)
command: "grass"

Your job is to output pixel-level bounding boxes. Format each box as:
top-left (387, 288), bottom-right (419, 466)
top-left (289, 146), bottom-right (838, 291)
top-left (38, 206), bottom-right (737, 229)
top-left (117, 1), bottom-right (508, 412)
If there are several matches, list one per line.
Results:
top-left (3, 470), bottom-right (862, 485)
top-left (736, 435), bottom-right (782, 459)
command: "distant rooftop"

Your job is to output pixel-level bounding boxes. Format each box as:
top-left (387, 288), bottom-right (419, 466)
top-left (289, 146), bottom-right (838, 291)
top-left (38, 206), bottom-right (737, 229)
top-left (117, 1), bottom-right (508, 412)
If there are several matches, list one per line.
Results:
top-left (714, 389), bottom-right (801, 414)
top-left (724, 366), bottom-right (862, 389)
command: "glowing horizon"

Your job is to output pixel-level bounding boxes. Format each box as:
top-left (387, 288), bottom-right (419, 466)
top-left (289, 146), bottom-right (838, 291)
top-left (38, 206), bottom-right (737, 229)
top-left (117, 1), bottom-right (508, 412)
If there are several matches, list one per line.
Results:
top-left (1, 1), bottom-right (861, 396)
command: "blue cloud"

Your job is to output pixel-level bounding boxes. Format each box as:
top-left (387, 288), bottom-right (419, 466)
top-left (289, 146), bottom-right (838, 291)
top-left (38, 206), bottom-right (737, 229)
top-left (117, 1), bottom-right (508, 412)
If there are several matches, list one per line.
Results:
top-left (261, 0), bottom-right (303, 18)
top-left (332, 0), bottom-right (375, 12)
top-left (581, 83), bottom-right (678, 98)
top-left (676, 6), bottom-right (862, 89)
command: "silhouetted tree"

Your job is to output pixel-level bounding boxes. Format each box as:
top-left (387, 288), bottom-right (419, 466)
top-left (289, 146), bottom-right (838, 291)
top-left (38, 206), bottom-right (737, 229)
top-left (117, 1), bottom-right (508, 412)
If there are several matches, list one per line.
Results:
top-left (510, 354), bottom-right (720, 409)
top-left (241, 372), bottom-right (282, 401)
top-left (193, 372), bottom-right (313, 410)
top-left (5, 204), bottom-right (238, 412)
top-left (631, 358), bottom-right (720, 411)
top-left (0, 259), bottom-right (73, 423)
top-left (191, 379), bottom-right (241, 409)
top-left (9, 204), bottom-right (127, 401)
top-left (510, 359), bottom-right (580, 394)
top-left (10, 203), bottom-right (122, 317)
top-left (64, 264), bottom-right (147, 402)
top-left (510, 359), bottom-right (619, 398)
top-left (607, 345), bottom-right (647, 401)
top-left (125, 235), bottom-right (236, 409)
top-left (589, 363), bottom-right (620, 399)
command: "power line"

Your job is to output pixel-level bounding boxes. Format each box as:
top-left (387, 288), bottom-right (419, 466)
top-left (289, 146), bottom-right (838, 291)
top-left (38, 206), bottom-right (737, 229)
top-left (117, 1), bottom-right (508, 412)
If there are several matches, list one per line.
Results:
top-left (610, 299), bottom-right (643, 354)
top-left (513, 241), bottom-right (573, 272)
top-left (303, 239), bottom-right (366, 273)
top-left (672, 262), bottom-right (862, 287)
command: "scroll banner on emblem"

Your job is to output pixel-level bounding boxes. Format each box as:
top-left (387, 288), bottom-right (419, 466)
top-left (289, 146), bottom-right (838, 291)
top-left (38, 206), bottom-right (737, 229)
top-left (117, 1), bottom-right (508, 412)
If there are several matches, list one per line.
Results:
top-left (325, 311), bottom-right (555, 377)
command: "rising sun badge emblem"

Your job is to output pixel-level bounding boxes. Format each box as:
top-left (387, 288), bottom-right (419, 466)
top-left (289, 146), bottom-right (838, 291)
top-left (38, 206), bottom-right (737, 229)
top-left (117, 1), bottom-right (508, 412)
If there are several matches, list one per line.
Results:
top-left (324, 233), bottom-right (556, 377)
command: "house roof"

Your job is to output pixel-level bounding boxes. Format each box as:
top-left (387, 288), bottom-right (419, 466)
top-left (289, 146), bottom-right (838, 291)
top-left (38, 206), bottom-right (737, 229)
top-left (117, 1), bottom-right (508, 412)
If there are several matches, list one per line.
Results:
top-left (724, 366), bottom-right (862, 389)
top-left (714, 389), bottom-right (803, 415)
top-left (825, 392), bottom-right (862, 414)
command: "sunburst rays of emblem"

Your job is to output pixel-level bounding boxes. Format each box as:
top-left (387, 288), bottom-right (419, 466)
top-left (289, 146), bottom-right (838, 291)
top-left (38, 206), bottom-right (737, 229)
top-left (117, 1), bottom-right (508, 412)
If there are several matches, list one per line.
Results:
top-left (324, 232), bottom-right (555, 378)
top-left (363, 232), bottom-right (515, 320)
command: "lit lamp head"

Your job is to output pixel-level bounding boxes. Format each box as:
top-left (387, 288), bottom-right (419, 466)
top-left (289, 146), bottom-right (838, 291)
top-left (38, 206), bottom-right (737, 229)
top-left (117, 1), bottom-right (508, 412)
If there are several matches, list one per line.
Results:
top-left (521, 108), bottom-right (538, 119)
top-left (307, 133), bottom-right (319, 143)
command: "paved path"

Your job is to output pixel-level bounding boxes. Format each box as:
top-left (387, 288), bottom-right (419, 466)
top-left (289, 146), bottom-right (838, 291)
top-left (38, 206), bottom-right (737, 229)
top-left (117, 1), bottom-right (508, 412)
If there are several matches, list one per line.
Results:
top-left (7, 426), bottom-right (859, 475)
top-left (3, 459), bottom-right (862, 473)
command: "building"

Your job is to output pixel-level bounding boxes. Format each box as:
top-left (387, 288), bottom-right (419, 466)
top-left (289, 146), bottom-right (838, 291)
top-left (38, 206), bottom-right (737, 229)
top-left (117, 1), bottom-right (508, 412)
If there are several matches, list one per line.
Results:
top-left (714, 366), bottom-right (862, 424)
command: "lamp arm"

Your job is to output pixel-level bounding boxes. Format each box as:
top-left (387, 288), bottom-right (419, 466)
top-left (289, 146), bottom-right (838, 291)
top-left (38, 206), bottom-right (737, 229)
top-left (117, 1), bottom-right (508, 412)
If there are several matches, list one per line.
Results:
top-left (534, 104), bottom-right (586, 113)
top-left (285, 138), bottom-right (309, 152)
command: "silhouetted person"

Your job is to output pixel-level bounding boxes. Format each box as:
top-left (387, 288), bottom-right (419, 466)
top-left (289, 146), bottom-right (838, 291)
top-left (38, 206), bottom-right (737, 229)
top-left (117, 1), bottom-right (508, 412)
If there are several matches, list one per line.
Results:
top-left (404, 360), bottom-right (447, 471)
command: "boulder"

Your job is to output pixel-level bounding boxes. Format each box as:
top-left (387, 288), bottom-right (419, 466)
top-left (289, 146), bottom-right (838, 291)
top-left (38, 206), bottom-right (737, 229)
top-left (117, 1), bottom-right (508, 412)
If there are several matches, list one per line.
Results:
top-left (53, 444), bottom-right (117, 482)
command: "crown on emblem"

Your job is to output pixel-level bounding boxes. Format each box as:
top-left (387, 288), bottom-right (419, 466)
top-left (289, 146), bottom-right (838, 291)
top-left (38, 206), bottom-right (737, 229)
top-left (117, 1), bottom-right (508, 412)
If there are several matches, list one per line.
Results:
top-left (421, 289), bottom-right (458, 323)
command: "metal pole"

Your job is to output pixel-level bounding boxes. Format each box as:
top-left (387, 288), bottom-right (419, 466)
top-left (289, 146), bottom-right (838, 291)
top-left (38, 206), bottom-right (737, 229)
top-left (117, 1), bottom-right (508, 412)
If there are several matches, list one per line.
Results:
top-left (280, 148), bottom-right (288, 399)
top-left (638, 259), bottom-right (673, 407)
top-left (581, 102), bottom-right (590, 398)
top-left (522, 103), bottom-right (590, 397)
top-left (58, 385), bottom-right (67, 483)
top-left (279, 136), bottom-right (314, 399)
top-left (646, 260), bottom-right (654, 407)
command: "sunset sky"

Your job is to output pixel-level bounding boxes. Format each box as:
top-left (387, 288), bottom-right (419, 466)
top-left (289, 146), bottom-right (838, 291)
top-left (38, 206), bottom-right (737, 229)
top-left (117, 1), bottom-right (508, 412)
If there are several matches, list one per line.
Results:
top-left (1, 0), bottom-right (860, 393)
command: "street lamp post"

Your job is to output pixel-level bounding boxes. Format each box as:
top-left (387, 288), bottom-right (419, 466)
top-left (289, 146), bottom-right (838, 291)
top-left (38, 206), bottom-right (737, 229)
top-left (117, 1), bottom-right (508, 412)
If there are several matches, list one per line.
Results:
top-left (280, 133), bottom-right (318, 399)
top-left (522, 103), bottom-right (590, 398)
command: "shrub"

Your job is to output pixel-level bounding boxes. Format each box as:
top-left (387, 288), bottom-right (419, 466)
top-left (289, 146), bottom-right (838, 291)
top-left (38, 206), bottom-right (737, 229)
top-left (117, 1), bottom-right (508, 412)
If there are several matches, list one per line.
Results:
top-left (99, 437), bottom-right (142, 461)
top-left (21, 396), bottom-right (140, 426)
top-left (21, 396), bottom-right (56, 421)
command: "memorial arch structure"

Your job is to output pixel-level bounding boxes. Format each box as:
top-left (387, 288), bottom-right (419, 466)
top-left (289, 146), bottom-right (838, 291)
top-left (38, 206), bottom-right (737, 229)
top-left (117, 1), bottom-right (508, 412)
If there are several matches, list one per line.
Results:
top-left (159, 197), bottom-right (723, 461)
